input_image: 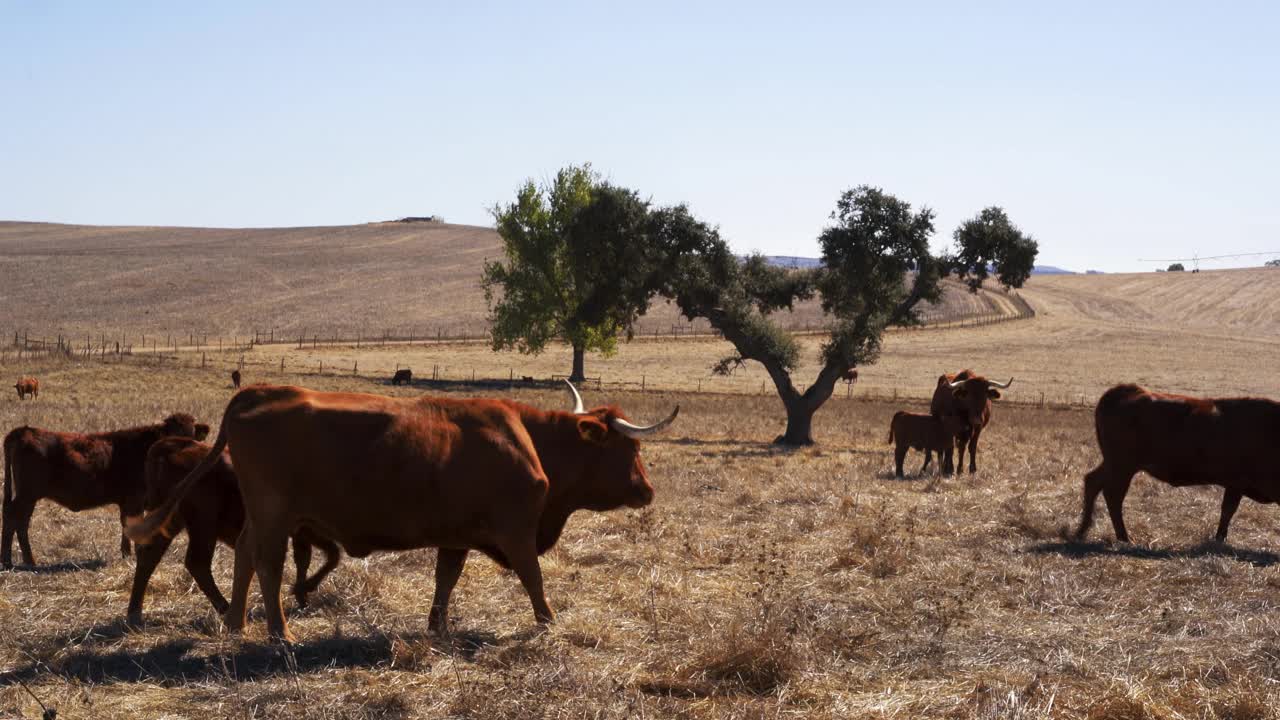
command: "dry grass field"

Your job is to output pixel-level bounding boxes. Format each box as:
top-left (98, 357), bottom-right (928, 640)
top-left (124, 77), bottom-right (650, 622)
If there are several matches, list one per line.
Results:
top-left (3, 351), bottom-right (1280, 718)
top-left (3, 250), bottom-right (1280, 717)
top-left (0, 221), bottom-right (1012, 342)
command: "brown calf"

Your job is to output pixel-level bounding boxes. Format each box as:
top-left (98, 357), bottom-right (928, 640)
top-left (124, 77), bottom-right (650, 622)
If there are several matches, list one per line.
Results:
top-left (231, 369), bottom-right (241, 389)
top-left (128, 437), bottom-right (339, 624)
top-left (391, 368), bottom-right (412, 385)
top-left (2, 414), bottom-right (209, 568)
top-left (888, 411), bottom-right (969, 478)
top-left (14, 378), bottom-right (38, 400)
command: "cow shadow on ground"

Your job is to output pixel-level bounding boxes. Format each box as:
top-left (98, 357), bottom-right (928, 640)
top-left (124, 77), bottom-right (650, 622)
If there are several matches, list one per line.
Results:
top-left (1, 558), bottom-right (108, 575)
top-left (1028, 539), bottom-right (1280, 568)
top-left (0, 626), bottom-right (504, 688)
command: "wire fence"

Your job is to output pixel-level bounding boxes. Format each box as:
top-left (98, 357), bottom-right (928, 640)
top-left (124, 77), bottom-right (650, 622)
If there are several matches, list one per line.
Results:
top-left (1, 291), bottom-right (1036, 362)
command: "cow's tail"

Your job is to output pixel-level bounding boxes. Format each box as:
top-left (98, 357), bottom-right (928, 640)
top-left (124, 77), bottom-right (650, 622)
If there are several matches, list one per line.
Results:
top-left (125, 418), bottom-right (230, 545)
top-left (2, 429), bottom-right (19, 504)
top-left (887, 412), bottom-right (902, 444)
top-left (3, 438), bottom-right (12, 505)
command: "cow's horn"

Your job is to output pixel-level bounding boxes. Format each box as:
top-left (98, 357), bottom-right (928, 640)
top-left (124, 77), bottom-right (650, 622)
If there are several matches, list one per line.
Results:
top-left (610, 406), bottom-right (680, 439)
top-left (990, 377), bottom-right (1014, 389)
top-left (948, 379), bottom-right (965, 389)
top-left (565, 380), bottom-right (586, 415)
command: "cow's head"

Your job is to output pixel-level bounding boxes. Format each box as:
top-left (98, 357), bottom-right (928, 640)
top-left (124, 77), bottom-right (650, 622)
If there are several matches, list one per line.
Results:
top-left (161, 413), bottom-right (205, 439)
top-left (948, 376), bottom-right (1013, 426)
top-left (565, 381), bottom-right (678, 511)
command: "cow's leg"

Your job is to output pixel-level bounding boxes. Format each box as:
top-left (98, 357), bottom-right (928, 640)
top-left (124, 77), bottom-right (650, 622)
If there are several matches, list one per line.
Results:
top-left (920, 449), bottom-right (933, 475)
top-left (955, 428), bottom-right (972, 475)
top-left (117, 507), bottom-right (135, 559)
top-left (1216, 489), bottom-right (1243, 542)
top-left (502, 539), bottom-right (554, 625)
top-left (1101, 471), bottom-right (1135, 543)
top-left (1076, 464), bottom-right (1108, 541)
top-left (224, 522), bottom-right (257, 634)
top-left (894, 446), bottom-right (907, 478)
top-left (292, 535), bottom-right (340, 608)
top-left (290, 537), bottom-right (312, 606)
top-left (1, 500), bottom-right (16, 569)
top-left (251, 529), bottom-right (293, 643)
top-left (429, 547), bottom-right (470, 633)
top-left (966, 426), bottom-right (983, 474)
top-left (127, 533), bottom-right (174, 625)
top-left (12, 499), bottom-right (36, 567)
top-left (184, 528), bottom-right (229, 615)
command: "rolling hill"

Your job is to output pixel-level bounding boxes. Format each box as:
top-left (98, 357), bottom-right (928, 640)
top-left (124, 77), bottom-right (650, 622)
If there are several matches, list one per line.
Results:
top-left (0, 221), bottom-right (1014, 341)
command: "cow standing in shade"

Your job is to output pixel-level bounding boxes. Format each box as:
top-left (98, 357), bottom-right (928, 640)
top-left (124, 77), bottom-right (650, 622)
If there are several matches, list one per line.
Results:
top-left (3, 414), bottom-right (208, 568)
top-left (1076, 384), bottom-right (1280, 543)
top-left (391, 368), bottom-right (412, 386)
top-left (127, 381), bottom-right (678, 643)
top-left (930, 370), bottom-right (1012, 474)
top-left (231, 369), bottom-right (242, 389)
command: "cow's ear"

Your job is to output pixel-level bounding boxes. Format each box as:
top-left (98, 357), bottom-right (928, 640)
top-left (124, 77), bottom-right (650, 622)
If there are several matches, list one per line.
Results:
top-left (953, 387), bottom-right (968, 399)
top-left (987, 389), bottom-right (1001, 400)
top-left (576, 416), bottom-right (609, 445)
top-left (195, 424), bottom-right (211, 441)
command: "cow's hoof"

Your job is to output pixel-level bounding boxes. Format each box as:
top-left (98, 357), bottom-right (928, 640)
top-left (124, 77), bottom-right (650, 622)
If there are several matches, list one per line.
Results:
top-left (126, 612), bottom-right (144, 628)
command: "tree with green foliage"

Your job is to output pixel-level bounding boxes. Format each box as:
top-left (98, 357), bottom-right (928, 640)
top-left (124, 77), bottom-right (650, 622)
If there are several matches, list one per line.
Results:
top-left (483, 165), bottom-right (698, 381)
top-left (1167, 263), bottom-right (1186, 272)
top-left (667, 186), bottom-right (1039, 445)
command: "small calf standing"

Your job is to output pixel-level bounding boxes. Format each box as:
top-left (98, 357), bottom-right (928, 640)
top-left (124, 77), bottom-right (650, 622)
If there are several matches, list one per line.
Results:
top-left (888, 411), bottom-right (968, 478)
top-left (14, 378), bottom-right (38, 400)
top-left (391, 368), bottom-right (412, 385)
top-left (230, 369), bottom-right (241, 389)
top-left (128, 436), bottom-right (340, 624)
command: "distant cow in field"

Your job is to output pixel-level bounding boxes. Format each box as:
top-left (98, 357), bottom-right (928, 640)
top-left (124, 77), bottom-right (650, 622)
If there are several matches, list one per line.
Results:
top-left (1076, 384), bottom-right (1280, 544)
top-left (888, 411), bottom-right (969, 478)
top-left (2, 414), bottom-right (209, 569)
top-left (14, 378), bottom-right (38, 400)
top-left (127, 436), bottom-right (340, 624)
top-left (391, 368), bottom-right (412, 385)
top-left (930, 370), bottom-right (1013, 475)
top-left (842, 369), bottom-right (859, 383)
top-left (128, 381), bottom-right (678, 642)
top-left (231, 369), bottom-right (241, 389)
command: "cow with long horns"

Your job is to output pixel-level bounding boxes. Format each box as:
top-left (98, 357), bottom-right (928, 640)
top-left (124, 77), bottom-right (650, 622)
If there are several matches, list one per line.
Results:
top-left (929, 370), bottom-right (1013, 475)
top-left (126, 382), bottom-right (678, 643)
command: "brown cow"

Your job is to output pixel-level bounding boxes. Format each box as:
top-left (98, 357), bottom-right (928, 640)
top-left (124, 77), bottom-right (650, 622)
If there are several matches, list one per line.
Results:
top-left (231, 369), bottom-right (242, 389)
top-left (2, 414), bottom-right (209, 569)
top-left (888, 411), bottom-right (969, 478)
top-left (14, 377), bottom-right (38, 400)
top-left (127, 381), bottom-right (678, 642)
top-left (1076, 384), bottom-right (1280, 543)
top-left (127, 436), bottom-right (341, 625)
top-left (929, 370), bottom-right (1013, 475)
top-left (391, 368), bottom-right (412, 386)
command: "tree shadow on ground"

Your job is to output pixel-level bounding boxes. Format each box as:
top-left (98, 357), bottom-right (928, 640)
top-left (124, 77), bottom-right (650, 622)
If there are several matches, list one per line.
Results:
top-left (1027, 539), bottom-right (1280, 568)
top-left (1, 558), bottom-right (107, 574)
top-left (0, 625), bottom-right (505, 688)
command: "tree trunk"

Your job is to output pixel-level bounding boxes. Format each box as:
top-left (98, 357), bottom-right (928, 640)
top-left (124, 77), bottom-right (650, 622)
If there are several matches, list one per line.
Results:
top-left (569, 344), bottom-right (586, 382)
top-left (771, 362), bottom-right (844, 446)
top-left (777, 396), bottom-right (818, 445)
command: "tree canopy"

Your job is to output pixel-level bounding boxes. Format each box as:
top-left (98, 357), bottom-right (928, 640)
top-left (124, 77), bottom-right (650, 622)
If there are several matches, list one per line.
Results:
top-left (667, 186), bottom-right (1039, 445)
top-left (483, 164), bottom-right (702, 380)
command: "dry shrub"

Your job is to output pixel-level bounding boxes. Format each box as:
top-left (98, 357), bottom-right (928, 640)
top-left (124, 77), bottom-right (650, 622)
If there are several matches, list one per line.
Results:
top-left (693, 614), bottom-right (800, 696)
top-left (1213, 697), bottom-right (1272, 720)
top-left (827, 500), bottom-right (916, 578)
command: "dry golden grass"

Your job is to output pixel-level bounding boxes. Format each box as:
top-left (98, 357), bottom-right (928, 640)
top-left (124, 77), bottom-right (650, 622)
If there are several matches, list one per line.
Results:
top-left (4, 356), bottom-right (1280, 718)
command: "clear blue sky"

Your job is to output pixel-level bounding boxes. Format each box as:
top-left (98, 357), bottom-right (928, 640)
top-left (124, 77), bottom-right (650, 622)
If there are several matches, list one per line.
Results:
top-left (3, 2), bottom-right (1277, 273)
